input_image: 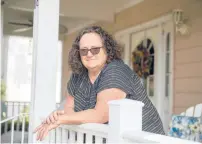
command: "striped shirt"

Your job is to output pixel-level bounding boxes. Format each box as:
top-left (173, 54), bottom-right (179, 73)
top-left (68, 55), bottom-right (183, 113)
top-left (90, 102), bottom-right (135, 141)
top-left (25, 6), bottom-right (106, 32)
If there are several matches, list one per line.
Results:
top-left (67, 60), bottom-right (165, 135)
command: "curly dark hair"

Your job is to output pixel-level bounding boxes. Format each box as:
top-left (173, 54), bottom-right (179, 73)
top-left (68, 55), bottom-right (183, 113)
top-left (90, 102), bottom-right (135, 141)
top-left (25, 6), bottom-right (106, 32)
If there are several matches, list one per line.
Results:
top-left (68, 25), bottom-right (122, 74)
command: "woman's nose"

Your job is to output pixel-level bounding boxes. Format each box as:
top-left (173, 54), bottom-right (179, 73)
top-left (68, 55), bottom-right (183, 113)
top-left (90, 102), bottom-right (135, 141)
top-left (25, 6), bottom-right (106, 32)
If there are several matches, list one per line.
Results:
top-left (86, 50), bottom-right (93, 57)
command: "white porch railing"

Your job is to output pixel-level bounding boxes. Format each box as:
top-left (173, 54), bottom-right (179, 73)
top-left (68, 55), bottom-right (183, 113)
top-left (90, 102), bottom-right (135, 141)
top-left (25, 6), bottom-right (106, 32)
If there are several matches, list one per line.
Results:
top-left (1, 99), bottom-right (200, 144)
top-left (49, 124), bottom-right (108, 143)
top-left (3, 101), bottom-right (30, 118)
top-left (49, 99), bottom-right (200, 144)
top-left (1, 113), bottom-right (29, 144)
top-left (1, 101), bottom-right (60, 143)
top-left (2, 101), bottom-right (61, 119)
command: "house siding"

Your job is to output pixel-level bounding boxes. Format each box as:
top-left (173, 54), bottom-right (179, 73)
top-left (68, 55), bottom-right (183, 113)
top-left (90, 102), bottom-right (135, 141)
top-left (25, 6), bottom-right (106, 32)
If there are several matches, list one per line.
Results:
top-left (61, 0), bottom-right (202, 114)
top-left (174, 8), bottom-right (202, 113)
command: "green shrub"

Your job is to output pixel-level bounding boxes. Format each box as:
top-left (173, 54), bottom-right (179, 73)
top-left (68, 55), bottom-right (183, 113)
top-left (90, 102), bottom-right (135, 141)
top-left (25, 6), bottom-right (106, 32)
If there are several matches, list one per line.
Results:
top-left (1, 80), bottom-right (6, 101)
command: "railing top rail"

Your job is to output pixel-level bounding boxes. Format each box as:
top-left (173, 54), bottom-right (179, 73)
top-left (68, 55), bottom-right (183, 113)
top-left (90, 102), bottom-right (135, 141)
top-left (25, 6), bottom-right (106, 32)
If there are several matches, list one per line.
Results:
top-left (61, 123), bottom-right (109, 138)
top-left (122, 131), bottom-right (200, 144)
top-left (0, 113), bottom-right (29, 124)
top-left (3, 101), bottom-right (31, 103)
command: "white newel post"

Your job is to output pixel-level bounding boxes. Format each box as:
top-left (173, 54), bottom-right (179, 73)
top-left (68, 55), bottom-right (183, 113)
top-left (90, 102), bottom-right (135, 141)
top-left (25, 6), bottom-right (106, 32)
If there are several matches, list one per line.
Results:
top-left (28, 0), bottom-right (60, 143)
top-left (108, 99), bottom-right (144, 143)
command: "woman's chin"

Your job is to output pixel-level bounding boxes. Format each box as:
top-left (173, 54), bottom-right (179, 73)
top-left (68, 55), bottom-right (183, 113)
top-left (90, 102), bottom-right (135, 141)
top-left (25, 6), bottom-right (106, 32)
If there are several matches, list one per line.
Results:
top-left (85, 64), bottom-right (97, 70)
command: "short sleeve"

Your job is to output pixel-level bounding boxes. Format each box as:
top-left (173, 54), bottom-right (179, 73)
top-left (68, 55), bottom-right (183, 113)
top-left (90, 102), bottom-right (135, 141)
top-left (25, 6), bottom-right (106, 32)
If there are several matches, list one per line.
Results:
top-left (67, 73), bottom-right (78, 97)
top-left (96, 63), bottom-right (132, 95)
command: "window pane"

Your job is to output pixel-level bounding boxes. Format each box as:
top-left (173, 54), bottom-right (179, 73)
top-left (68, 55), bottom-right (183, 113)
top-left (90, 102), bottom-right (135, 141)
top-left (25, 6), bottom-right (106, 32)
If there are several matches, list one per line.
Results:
top-left (6, 36), bottom-right (62, 103)
top-left (149, 76), bottom-right (154, 96)
top-left (143, 78), bottom-right (147, 89)
top-left (166, 53), bottom-right (170, 73)
top-left (150, 55), bottom-right (155, 75)
top-left (149, 44), bottom-right (154, 54)
top-left (165, 75), bottom-right (169, 97)
top-left (6, 36), bottom-right (33, 102)
top-left (166, 33), bottom-right (170, 51)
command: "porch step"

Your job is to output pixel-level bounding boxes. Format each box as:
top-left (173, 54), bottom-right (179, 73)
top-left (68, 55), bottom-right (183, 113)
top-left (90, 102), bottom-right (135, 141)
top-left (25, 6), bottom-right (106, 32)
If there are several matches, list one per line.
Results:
top-left (1, 131), bottom-right (28, 143)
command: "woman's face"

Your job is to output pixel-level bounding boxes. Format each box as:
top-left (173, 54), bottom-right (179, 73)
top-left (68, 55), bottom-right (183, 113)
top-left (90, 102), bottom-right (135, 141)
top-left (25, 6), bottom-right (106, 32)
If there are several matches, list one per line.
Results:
top-left (79, 32), bottom-right (107, 71)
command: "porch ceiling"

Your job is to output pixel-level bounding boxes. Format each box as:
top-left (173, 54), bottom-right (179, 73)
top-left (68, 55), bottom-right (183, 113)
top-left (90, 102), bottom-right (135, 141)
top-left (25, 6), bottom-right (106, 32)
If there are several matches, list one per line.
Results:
top-left (2, 0), bottom-right (143, 37)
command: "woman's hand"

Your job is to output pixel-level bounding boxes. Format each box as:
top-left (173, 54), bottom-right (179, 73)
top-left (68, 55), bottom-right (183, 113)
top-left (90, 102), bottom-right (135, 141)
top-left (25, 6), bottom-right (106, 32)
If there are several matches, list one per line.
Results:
top-left (42, 110), bottom-right (65, 124)
top-left (34, 123), bottom-right (59, 141)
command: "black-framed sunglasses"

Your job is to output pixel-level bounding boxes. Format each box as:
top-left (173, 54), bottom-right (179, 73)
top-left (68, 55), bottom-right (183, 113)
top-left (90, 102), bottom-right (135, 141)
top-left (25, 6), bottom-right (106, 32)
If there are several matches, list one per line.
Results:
top-left (79, 47), bottom-right (103, 56)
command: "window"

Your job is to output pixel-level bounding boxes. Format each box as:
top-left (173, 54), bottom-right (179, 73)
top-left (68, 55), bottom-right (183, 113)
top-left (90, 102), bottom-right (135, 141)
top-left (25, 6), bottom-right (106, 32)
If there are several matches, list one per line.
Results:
top-left (5, 36), bottom-right (62, 103)
top-left (143, 38), bottom-right (155, 97)
top-left (135, 38), bottom-right (155, 97)
top-left (165, 33), bottom-right (171, 97)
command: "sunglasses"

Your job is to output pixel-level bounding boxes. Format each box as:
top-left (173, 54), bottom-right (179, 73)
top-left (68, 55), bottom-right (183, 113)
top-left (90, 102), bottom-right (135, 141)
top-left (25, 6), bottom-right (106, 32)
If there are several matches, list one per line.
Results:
top-left (79, 47), bottom-right (103, 56)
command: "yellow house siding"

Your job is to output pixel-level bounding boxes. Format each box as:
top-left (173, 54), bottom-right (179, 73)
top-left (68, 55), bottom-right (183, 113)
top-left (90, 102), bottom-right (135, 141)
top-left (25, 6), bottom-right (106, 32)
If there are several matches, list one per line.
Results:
top-left (174, 18), bottom-right (202, 113)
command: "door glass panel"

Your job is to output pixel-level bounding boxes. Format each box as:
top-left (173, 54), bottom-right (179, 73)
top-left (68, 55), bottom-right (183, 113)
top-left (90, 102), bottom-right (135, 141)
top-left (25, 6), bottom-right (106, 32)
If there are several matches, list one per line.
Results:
top-left (131, 31), bottom-right (156, 100)
top-left (149, 76), bottom-right (154, 96)
top-left (166, 33), bottom-right (170, 51)
top-left (166, 52), bottom-right (170, 73)
top-left (165, 32), bottom-right (171, 97)
top-left (165, 74), bottom-right (170, 97)
top-left (150, 55), bottom-right (155, 75)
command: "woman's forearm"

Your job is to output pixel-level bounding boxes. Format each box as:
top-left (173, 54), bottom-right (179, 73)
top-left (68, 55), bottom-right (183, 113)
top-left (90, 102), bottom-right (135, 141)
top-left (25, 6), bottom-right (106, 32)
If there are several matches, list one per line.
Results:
top-left (57, 109), bottom-right (108, 125)
top-left (64, 94), bottom-right (75, 115)
top-left (65, 107), bottom-right (75, 115)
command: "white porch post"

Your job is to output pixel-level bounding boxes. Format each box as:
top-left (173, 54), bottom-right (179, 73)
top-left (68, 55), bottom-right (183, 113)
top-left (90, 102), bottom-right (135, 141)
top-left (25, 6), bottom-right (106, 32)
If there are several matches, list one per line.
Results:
top-left (28, 0), bottom-right (60, 143)
top-left (108, 99), bottom-right (144, 143)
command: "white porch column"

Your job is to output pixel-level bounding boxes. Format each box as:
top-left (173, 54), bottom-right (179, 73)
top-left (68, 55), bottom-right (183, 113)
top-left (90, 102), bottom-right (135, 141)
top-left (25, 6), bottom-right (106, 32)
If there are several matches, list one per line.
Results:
top-left (108, 99), bottom-right (144, 143)
top-left (28, 0), bottom-right (60, 143)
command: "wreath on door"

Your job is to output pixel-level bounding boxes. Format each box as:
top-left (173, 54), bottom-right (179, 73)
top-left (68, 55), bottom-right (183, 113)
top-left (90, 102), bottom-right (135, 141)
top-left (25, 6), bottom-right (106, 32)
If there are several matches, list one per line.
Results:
top-left (132, 39), bottom-right (152, 79)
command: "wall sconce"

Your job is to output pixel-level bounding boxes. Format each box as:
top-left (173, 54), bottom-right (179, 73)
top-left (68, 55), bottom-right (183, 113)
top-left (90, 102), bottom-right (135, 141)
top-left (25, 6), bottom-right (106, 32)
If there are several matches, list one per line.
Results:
top-left (172, 9), bottom-right (190, 36)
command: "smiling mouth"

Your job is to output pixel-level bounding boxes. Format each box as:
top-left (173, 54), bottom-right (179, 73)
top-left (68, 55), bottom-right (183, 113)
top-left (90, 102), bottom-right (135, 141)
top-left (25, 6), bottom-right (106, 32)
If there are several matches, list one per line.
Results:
top-left (86, 59), bottom-right (95, 61)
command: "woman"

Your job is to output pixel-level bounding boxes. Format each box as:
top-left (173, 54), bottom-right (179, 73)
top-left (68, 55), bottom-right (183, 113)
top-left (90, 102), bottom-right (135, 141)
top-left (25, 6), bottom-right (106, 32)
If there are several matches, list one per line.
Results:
top-left (34, 26), bottom-right (165, 141)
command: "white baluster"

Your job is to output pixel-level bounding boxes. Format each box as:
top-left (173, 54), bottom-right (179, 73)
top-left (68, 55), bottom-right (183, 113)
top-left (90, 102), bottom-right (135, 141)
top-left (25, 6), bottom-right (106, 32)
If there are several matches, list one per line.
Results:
top-left (11, 119), bottom-right (15, 144)
top-left (95, 136), bottom-right (103, 144)
top-left (62, 128), bottom-right (68, 143)
top-left (49, 129), bottom-right (56, 143)
top-left (56, 127), bottom-right (62, 143)
top-left (76, 132), bottom-right (84, 143)
top-left (16, 103), bottom-right (20, 131)
top-left (86, 133), bottom-right (93, 144)
top-left (21, 116), bottom-right (25, 144)
top-left (68, 130), bottom-right (76, 143)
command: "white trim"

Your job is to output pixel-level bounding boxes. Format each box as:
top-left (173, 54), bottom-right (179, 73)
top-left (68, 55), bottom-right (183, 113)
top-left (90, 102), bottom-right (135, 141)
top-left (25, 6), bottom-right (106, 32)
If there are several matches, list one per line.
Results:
top-left (115, 0), bottom-right (144, 13)
top-left (2, 36), bottom-right (9, 85)
top-left (1, 7), bottom-right (4, 80)
top-left (156, 23), bottom-right (165, 120)
top-left (161, 21), bottom-right (174, 132)
top-left (58, 40), bottom-right (63, 103)
top-left (169, 21), bottom-right (174, 117)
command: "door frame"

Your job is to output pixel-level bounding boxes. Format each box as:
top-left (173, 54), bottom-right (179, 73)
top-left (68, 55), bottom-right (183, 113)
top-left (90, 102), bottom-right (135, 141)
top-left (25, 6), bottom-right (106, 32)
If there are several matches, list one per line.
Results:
top-left (115, 13), bottom-right (174, 125)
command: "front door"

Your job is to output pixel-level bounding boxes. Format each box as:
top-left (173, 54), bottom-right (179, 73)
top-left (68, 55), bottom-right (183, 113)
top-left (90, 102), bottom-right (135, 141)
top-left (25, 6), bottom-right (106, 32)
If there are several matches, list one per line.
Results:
top-left (130, 26), bottom-right (159, 106)
top-left (115, 18), bottom-right (173, 132)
